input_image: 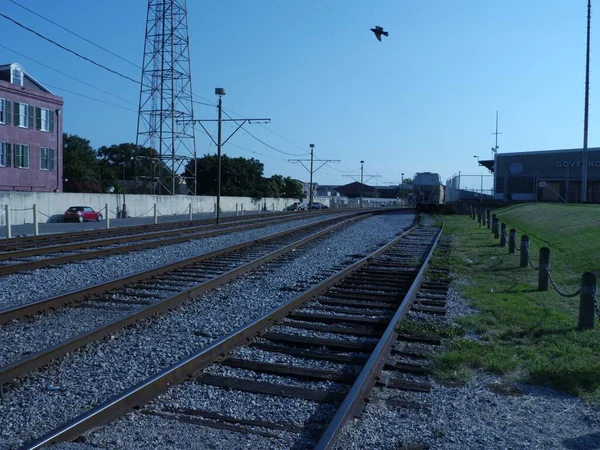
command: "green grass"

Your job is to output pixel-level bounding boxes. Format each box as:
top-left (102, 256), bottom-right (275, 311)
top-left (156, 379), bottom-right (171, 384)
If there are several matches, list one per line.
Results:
top-left (436, 204), bottom-right (600, 403)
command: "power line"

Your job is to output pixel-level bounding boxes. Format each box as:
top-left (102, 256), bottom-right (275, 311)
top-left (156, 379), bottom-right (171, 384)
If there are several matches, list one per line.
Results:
top-left (325, 162), bottom-right (358, 173)
top-left (41, 83), bottom-right (138, 112)
top-left (5, 3), bottom-right (312, 160)
top-left (4, 4), bottom-right (310, 159)
top-left (221, 109), bottom-right (307, 157)
top-left (0, 43), bottom-right (137, 107)
top-left (0, 12), bottom-right (139, 84)
top-left (8, 0), bottom-right (141, 69)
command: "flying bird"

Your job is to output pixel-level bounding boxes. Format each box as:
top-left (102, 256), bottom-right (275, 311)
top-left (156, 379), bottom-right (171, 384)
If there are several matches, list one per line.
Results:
top-left (370, 26), bottom-right (389, 42)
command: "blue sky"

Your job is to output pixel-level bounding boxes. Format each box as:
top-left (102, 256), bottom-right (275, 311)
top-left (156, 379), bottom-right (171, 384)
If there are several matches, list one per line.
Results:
top-left (1, 1), bottom-right (596, 189)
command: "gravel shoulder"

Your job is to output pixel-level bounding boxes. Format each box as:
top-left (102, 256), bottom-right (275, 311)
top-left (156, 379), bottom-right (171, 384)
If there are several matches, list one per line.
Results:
top-left (0, 211), bottom-right (414, 449)
top-left (333, 238), bottom-right (600, 450)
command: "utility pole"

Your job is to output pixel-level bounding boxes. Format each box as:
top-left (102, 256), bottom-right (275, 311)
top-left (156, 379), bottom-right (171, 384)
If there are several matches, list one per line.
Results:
top-left (309, 144), bottom-right (315, 208)
top-left (342, 161), bottom-right (382, 208)
top-left (217, 90), bottom-right (224, 221)
top-left (187, 88), bottom-right (270, 224)
top-left (289, 145), bottom-right (340, 209)
top-left (360, 160), bottom-right (364, 207)
top-left (582, 0), bottom-right (591, 203)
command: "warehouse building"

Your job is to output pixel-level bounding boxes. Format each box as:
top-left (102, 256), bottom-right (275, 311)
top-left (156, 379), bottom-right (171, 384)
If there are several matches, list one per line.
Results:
top-left (478, 147), bottom-right (600, 203)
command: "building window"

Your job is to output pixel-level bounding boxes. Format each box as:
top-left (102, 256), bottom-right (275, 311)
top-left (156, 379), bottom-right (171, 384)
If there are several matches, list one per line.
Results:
top-left (14, 144), bottom-right (30, 168)
top-left (0, 99), bottom-right (11, 125)
top-left (40, 147), bottom-right (55, 170)
top-left (37, 107), bottom-right (51, 132)
top-left (0, 142), bottom-right (11, 167)
top-left (14, 103), bottom-right (32, 128)
top-left (11, 66), bottom-right (23, 86)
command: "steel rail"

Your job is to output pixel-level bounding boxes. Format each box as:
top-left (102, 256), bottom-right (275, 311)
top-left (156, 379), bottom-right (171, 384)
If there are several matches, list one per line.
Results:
top-left (0, 213), bottom-right (373, 387)
top-left (0, 211), bottom-right (372, 325)
top-left (314, 221), bottom-right (443, 449)
top-left (18, 215), bottom-right (422, 450)
top-left (0, 209), bottom-right (338, 252)
top-left (0, 210), bottom-right (372, 276)
top-left (0, 211), bottom-right (340, 260)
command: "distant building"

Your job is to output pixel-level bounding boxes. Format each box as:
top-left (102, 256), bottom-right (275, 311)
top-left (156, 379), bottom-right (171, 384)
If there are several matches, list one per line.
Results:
top-left (0, 63), bottom-right (64, 192)
top-left (335, 181), bottom-right (377, 198)
top-left (478, 147), bottom-right (600, 202)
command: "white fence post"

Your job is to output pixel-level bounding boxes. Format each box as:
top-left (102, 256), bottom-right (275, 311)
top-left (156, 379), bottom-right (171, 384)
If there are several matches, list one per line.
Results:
top-left (241, 203), bottom-right (244, 216)
top-left (33, 204), bottom-right (39, 236)
top-left (154, 204), bottom-right (158, 225)
top-left (105, 204), bottom-right (110, 229)
top-left (189, 203), bottom-right (193, 221)
top-left (5, 205), bottom-right (11, 239)
top-left (272, 202), bottom-right (275, 212)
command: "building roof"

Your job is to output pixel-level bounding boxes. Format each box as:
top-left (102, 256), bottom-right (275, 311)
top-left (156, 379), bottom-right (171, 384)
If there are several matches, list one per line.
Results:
top-left (0, 62), bottom-right (54, 94)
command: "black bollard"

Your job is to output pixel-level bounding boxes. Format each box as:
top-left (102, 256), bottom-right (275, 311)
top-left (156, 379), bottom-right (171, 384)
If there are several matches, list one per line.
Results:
top-left (500, 223), bottom-right (507, 247)
top-left (520, 235), bottom-right (529, 268)
top-left (579, 272), bottom-right (597, 330)
top-left (487, 210), bottom-right (491, 229)
top-left (509, 229), bottom-right (517, 254)
top-left (538, 247), bottom-right (550, 291)
top-left (494, 218), bottom-right (499, 239)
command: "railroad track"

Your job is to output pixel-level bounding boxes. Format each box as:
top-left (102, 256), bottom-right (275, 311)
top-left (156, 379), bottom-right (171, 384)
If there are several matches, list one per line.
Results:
top-left (0, 209), bottom-right (325, 252)
top-left (0, 211), bottom-right (378, 387)
top-left (0, 210), bottom-right (366, 276)
top-left (18, 217), bottom-right (441, 450)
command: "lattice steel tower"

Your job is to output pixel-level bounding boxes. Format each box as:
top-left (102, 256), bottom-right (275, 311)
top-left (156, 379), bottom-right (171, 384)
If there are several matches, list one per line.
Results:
top-left (135, 0), bottom-right (196, 195)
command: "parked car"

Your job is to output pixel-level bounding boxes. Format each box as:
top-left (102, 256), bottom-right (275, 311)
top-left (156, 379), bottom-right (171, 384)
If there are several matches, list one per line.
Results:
top-left (310, 202), bottom-right (328, 210)
top-left (286, 202), bottom-right (308, 211)
top-left (63, 206), bottom-right (103, 223)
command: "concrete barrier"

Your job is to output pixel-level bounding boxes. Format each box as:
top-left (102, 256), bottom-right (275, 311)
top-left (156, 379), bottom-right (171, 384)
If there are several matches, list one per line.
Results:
top-left (0, 192), bottom-right (296, 226)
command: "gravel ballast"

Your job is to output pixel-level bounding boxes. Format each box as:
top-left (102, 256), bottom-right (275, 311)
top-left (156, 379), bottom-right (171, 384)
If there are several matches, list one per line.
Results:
top-left (0, 214), bottom-right (344, 311)
top-left (0, 211), bottom-right (414, 448)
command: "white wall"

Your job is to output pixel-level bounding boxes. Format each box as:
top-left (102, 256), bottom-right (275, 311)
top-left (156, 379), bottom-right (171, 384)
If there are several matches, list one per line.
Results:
top-left (0, 191), bottom-right (296, 225)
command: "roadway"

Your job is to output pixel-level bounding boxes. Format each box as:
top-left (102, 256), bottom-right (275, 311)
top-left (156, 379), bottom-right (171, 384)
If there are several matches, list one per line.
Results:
top-left (0, 211), bottom-right (277, 238)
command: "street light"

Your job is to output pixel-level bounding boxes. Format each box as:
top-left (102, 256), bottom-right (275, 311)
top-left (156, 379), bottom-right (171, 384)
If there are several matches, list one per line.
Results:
top-left (215, 87), bottom-right (226, 224)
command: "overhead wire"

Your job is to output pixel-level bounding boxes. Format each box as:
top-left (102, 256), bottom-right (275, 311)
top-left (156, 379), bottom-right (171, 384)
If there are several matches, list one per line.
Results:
top-left (6, 2), bottom-right (314, 162)
top-left (41, 83), bottom-right (138, 112)
top-left (0, 12), bottom-right (139, 84)
top-left (8, 0), bottom-right (141, 69)
top-left (221, 109), bottom-right (308, 157)
top-left (0, 43), bottom-right (137, 107)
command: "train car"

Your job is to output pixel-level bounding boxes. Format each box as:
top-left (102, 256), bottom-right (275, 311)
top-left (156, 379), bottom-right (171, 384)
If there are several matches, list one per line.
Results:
top-left (412, 172), bottom-right (445, 211)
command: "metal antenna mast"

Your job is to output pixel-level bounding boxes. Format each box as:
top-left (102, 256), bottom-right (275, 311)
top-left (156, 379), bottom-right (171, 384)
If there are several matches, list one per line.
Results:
top-left (582, 0), bottom-right (592, 203)
top-left (491, 110), bottom-right (501, 158)
top-left (135, 0), bottom-right (197, 195)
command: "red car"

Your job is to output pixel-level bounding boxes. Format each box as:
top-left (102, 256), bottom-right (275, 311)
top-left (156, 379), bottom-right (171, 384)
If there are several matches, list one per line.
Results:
top-left (63, 206), bottom-right (103, 223)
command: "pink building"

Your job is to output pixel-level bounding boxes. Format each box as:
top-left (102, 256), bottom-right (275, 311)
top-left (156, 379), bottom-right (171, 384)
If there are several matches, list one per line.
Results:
top-left (0, 63), bottom-right (64, 192)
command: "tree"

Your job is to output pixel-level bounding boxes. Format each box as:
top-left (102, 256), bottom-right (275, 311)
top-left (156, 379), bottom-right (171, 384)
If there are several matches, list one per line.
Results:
top-left (184, 155), bottom-right (304, 198)
top-left (62, 133), bottom-right (102, 193)
top-left (283, 177), bottom-right (304, 199)
top-left (97, 143), bottom-right (166, 193)
top-left (185, 154), bottom-right (265, 197)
